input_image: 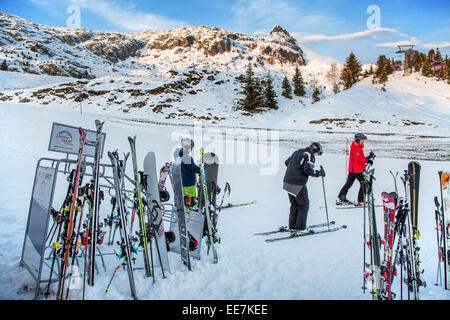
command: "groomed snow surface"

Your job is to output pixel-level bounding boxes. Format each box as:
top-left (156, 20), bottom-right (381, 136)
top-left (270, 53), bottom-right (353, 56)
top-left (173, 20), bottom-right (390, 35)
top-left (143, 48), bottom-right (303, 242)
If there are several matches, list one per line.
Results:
top-left (0, 101), bottom-right (449, 300)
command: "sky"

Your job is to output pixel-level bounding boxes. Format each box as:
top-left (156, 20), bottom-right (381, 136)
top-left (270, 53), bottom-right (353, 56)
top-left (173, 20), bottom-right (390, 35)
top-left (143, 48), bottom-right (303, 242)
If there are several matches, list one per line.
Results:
top-left (1, 0), bottom-right (449, 63)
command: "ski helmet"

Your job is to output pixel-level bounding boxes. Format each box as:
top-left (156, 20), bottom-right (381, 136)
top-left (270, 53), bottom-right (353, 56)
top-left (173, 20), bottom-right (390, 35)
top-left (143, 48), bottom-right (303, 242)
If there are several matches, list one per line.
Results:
top-left (309, 142), bottom-right (323, 155)
top-left (181, 137), bottom-right (194, 150)
top-left (354, 133), bottom-right (367, 142)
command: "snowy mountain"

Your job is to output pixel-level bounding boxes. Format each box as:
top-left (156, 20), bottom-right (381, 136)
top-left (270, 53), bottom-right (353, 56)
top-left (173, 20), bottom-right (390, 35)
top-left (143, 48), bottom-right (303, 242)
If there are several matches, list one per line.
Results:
top-left (0, 11), bottom-right (304, 78)
top-left (0, 12), bottom-right (449, 162)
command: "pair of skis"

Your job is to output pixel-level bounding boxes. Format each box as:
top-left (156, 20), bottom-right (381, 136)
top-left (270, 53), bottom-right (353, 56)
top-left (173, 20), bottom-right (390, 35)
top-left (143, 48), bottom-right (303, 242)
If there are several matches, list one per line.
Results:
top-left (361, 168), bottom-right (383, 300)
top-left (55, 120), bottom-right (105, 300)
top-left (108, 150), bottom-right (138, 299)
top-left (255, 221), bottom-right (346, 242)
top-left (333, 202), bottom-right (383, 210)
top-left (106, 139), bottom-right (171, 298)
top-left (168, 148), bottom-right (221, 268)
top-left (55, 129), bottom-right (86, 300)
top-left (197, 148), bottom-right (219, 263)
top-left (369, 162), bottom-right (425, 301)
top-left (436, 172), bottom-right (450, 290)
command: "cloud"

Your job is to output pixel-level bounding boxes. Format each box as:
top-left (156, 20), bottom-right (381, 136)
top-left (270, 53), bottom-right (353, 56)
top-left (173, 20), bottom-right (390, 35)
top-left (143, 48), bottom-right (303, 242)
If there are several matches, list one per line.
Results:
top-left (421, 42), bottom-right (450, 49)
top-left (30, 0), bottom-right (189, 31)
top-left (373, 37), bottom-right (419, 48)
top-left (229, 0), bottom-right (342, 35)
top-left (298, 28), bottom-right (407, 44)
top-left (74, 0), bottom-right (189, 31)
top-left (373, 39), bottom-right (450, 49)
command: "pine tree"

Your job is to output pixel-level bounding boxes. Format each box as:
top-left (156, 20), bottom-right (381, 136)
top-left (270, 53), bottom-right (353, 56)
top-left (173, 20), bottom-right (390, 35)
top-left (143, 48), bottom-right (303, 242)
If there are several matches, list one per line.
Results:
top-left (422, 56), bottom-right (433, 77)
top-left (292, 66), bottom-right (306, 97)
top-left (263, 74), bottom-right (278, 110)
top-left (236, 63), bottom-right (264, 112)
top-left (374, 55), bottom-right (394, 84)
top-left (0, 60), bottom-right (8, 71)
top-left (312, 88), bottom-right (321, 103)
top-left (281, 76), bottom-right (292, 99)
top-left (412, 51), bottom-right (422, 72)
top-left (340, 51), bottom-right (362, 90)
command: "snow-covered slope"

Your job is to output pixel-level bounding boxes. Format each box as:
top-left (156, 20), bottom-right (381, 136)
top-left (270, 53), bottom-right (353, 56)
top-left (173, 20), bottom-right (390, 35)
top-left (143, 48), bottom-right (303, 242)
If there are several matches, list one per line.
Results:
top-left (1, 68), bottom-right (449, 161)
top-left (0, 102), bottom-right (449, 300)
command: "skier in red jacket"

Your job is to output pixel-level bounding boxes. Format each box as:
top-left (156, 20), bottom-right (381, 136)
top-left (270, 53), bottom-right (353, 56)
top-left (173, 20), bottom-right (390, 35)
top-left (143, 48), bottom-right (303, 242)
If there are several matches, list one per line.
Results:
top-left (337, 133), bottom-right (374, 206)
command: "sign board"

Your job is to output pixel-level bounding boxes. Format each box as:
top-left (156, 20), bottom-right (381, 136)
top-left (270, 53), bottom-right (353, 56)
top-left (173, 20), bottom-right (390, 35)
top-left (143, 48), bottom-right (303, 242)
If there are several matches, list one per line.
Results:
top-left (48, 122), bottom-right (106, 158)
top-left (21, 165), bottom-right (57, 281)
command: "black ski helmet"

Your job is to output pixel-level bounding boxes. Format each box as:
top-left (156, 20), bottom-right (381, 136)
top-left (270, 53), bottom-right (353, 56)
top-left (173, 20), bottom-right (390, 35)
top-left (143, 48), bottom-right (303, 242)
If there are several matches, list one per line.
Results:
top-left (309, 142), bottom-right (323, 155)
top-left (355, 133), bottom-right (367, 142)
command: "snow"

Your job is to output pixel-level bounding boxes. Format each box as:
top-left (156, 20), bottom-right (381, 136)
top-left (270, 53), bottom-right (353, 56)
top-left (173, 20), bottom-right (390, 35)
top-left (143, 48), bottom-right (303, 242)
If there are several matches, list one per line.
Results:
top-left (2, 67), bottom-right (449, 162)
top-left (0, 14), bottom-right (449, 300)
top-left (0, 98), bottom-right (449, 300)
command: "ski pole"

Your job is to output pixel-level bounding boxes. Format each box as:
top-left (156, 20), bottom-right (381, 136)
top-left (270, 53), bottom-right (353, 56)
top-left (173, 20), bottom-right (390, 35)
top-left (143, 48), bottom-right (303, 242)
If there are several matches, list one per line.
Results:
top-left (217, 182), bottom-right (231, 214)
top-left (389, 170), bottom-right (399, 195)
top-left (320, 166), bottom-right (330, 231)
top-left (345, 138), bottom-right (349, 180)
top-left (105, 265), bottom-right (121, 294)
top-left (362, 180), bottom-right (367, 293)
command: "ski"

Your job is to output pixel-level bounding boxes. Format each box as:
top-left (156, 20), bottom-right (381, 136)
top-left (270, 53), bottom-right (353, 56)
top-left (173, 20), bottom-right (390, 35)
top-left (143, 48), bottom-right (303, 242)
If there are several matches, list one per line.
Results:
top-left (329, 202), bottom-right (383, 210)
top-left (408, 161), bottom-right (426, 294)
top-left (107, 150), bottom-right (137, 300)
top-left (362, 168), bottom-right (383, 300)
top-left (128, 136), bottom-right (152, 278)
top-left (202, 152), bottom-right (219, 240)
top-left (170, 160), bottom-right (191, 270)
top-left (433, 196), bottom-right (444, 286)
top-left (56, 128), bottom-right (86, 300)
top-left (199, 148), bottom-right (218, 263)
top-left (439, 171), bottom-right (450, 290)
top-left (158, 162), bottom-right (171, 202)
top-left (86, 119), bottom-right (104, 287)
top-left (254, 221), bottom-right (336, 236)
top-left (408, 162), bottom-right (421, 232)
top-left (265, 225), bottom-right (347, 242)
top-left (381, 191), bottom-right (397, 300)
top-left (220, 200), bottom-right (256, 210)
top-left (143, 151), bottom-right (171, 275)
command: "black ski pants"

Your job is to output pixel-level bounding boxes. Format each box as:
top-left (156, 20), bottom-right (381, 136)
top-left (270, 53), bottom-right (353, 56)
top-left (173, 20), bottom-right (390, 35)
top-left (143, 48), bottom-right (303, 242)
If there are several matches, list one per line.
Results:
top-left (338, 172), bottom-right (365, 203)
top-left (288, 184), bottom-right (309, 230)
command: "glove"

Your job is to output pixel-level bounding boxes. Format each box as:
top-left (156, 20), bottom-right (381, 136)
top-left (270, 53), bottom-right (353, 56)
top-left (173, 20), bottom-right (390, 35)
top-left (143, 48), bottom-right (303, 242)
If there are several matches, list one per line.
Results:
top-left (316, 165), bottom-right (326, 177)
top-left (367, 159), bottom-right (373, 166)
top-left (367, 151), bottom-right (375, 160)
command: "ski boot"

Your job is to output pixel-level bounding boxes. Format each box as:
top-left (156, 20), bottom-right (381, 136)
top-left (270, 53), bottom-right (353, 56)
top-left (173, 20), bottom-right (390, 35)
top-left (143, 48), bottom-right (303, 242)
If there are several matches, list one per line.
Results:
top-left (336, 196), bottom-right (353, 206)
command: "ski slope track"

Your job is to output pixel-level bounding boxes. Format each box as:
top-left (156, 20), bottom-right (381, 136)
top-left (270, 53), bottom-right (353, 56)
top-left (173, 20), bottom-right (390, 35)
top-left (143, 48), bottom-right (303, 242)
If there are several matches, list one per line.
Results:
top-left (0, 99), bottom-right (449, 300)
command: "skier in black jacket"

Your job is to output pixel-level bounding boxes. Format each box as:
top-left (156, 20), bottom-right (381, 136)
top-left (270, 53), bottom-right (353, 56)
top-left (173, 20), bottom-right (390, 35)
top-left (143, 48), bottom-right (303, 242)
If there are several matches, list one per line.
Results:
top-left (283, 142), bottom-right (325, 233)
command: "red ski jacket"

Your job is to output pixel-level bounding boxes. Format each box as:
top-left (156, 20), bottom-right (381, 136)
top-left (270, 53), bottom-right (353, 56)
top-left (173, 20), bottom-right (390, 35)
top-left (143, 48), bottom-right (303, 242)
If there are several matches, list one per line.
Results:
top-left (348, 141), bottom-right (368, 173)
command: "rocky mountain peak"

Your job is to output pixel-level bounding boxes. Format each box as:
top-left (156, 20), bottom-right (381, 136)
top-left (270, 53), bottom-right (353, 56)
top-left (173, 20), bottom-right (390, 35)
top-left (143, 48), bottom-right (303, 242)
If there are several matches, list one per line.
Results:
top-left (269, 25), bottom-right (290, 36)
top-left (0, 12), bottom-right (306, 79)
